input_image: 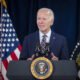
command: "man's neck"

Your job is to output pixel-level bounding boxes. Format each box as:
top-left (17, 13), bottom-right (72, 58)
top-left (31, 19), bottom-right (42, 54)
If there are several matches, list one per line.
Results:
top-left (40, 29), bottom-right (51, 34)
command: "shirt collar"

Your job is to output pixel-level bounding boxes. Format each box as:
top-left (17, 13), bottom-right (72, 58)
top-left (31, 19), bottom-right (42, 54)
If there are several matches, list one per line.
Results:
top-left (39, 29), bottom-right (51, 38)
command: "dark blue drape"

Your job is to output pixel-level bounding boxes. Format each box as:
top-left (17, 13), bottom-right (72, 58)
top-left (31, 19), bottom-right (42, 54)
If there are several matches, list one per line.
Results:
top-left (6, 0), bottom-right (80, 56)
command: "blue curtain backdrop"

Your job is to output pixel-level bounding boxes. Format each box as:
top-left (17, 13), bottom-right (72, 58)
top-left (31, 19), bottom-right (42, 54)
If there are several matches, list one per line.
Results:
top-left (6, 0), bottom-right (80, 57)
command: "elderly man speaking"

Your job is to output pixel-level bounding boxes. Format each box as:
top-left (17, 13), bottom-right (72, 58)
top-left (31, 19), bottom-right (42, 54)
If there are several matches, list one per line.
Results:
top-left (19, 8), bottom-right (69, 60)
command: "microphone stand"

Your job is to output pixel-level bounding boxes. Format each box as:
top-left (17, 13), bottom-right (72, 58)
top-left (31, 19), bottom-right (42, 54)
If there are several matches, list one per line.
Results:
top-left (34, 43), bottom-right (40, 59)
top-left (34, 43), bottom-right (51, 59)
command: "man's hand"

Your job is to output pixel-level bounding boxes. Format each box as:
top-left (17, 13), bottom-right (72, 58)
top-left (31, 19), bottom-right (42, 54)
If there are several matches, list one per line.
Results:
top-left (27, 54), bottom-right (35, 61)
top-left (27, 57), bottom-right (33, 60)
top-left (51, 52), bottom-right (58, 61)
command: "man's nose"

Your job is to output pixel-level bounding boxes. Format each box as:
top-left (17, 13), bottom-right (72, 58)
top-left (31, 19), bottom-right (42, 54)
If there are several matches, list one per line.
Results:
top-left (39, 20), bottom-right (44, 24)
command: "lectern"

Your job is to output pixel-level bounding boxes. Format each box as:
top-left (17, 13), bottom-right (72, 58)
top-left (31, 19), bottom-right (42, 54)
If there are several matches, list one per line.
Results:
top-left (6, 60), bottom-right (77, 80)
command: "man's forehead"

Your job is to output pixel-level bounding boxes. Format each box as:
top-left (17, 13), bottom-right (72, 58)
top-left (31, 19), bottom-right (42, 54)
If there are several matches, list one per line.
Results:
top-left (37, 12), bottom-right (50, 19)
top-left (38, 10), bottom-right (50, 15)
top-left (37, 8), bottom-right (54, 20)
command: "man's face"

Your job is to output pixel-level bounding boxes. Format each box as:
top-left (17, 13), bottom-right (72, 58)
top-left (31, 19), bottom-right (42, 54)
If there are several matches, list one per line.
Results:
top-left (37, 11), bottom-right (53, 33)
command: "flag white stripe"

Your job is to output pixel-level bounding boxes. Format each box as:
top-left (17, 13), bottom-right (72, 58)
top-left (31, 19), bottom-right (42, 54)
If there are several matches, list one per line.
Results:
top-left (14, 48), bottom-right (20, 59)
top-left (7, 56), bottom-right (12, 63)
top-left (2, 63), bottom-right (8, 80)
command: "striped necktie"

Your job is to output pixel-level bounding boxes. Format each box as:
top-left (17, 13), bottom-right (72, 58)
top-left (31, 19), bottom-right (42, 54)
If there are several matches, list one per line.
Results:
top-left (40, 35), bottom-right (47, 53)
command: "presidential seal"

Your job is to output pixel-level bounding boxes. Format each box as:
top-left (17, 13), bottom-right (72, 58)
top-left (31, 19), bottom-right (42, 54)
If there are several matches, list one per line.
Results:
top-left (31, 57), bottom-right (53, 79)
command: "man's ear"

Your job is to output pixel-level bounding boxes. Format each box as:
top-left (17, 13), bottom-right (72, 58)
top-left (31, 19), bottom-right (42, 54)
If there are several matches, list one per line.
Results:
top-left (50, 19), bottom-right (54, 26)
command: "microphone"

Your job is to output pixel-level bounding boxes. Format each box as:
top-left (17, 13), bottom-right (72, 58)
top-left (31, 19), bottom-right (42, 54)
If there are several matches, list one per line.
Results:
top-left (41, 43), bottom-right (50, 57)
top-left (45, 43), bottom-right (50, 56)
top-left (35, 43), bottom-right (50, 58)
top-left (35, 43), bottom-right (41, 58)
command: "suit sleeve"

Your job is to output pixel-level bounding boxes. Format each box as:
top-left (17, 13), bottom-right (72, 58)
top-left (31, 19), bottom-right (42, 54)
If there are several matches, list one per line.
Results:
top-left (19, 37), bottom-right (29, 60)
top-left (60, 37), bottom-right (69, 60)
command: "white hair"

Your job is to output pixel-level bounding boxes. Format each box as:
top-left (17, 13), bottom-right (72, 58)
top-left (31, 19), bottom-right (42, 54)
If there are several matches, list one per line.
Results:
top-left (37, 8), bottom-right (54, 20)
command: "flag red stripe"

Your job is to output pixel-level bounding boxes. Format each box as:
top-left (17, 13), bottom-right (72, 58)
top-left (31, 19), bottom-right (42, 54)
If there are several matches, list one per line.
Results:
top-left (0, 72), bottom-right (4, 80)
top-left (2, 59), bottom-right (8, 70)
top-left (18, 45), bottom-right (22, 51)
top-left (11, 52), bottom-right (18, 60)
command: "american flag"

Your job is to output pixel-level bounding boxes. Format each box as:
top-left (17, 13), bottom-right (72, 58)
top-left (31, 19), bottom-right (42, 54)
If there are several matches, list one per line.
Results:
top-left (0, 1), bottom-right (22, 80)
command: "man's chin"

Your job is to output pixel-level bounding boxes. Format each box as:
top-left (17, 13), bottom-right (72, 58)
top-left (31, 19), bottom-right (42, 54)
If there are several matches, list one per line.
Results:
top-left (40, 29), bottom-right (46, 32)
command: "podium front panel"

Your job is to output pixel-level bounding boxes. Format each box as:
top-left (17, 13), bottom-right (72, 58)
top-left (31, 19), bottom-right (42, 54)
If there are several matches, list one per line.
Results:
top-left (6, 60), bottom-right (77, 80)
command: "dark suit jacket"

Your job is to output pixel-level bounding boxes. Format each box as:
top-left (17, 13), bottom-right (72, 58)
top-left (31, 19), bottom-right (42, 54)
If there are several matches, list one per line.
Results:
top-left (19, 31), bottom-right (69, 60)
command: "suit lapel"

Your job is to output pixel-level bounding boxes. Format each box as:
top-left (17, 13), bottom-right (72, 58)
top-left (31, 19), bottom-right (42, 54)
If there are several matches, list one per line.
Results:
top-left (50, 31), bottom-right (56, 51)
top-left (35, 31), bottom-right (40, 45)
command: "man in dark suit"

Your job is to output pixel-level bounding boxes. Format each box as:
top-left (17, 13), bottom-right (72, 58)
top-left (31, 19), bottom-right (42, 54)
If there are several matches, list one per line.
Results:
top-left (19, 8), bottom-right (69, 60)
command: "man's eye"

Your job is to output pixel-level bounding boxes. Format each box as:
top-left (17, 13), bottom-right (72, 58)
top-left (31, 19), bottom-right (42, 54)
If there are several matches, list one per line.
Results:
top-left (37, 18), bottom-right (47, 20)
top-left (43, 18), bottom-right (46, 20)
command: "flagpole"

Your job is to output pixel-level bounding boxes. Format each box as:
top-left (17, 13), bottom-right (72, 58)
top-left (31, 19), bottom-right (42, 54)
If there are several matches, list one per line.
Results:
top-left (0, 0), bottom-right (3, 79)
